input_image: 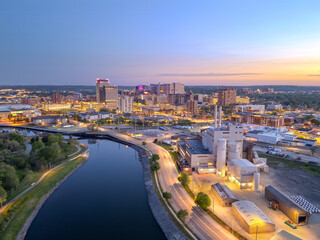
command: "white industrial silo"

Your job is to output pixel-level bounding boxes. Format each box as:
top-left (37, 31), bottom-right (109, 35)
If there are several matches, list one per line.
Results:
top-left (227, 142), bottom-right (241, 161)
top-left (216, 139), bottom-right (227, 177)
top-left (253, 172), bottom-right (260, 192)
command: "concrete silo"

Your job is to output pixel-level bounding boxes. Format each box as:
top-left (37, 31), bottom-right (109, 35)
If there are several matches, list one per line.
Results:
top-left (216, 139), bottom-right (227, 177)
top-left (227, 142), bottom-right (242, 161)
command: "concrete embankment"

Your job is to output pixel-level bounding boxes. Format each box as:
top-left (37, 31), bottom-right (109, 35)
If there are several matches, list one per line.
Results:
top-left (133, 145), bottom-right (188, 240)
top-left (16, 152), bottom-right (89, 240)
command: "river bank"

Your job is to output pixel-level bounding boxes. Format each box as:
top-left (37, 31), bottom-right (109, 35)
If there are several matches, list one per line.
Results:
top-left (16, 156), bottom-right (88, 240)
top-left (0, 142), bottom-right (89, 240)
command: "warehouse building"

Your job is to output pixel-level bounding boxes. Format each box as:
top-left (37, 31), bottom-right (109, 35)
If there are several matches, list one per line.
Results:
top-left (265, 185), bottom-right (310, 224)
top-left (232, 200), bottom-right (275, 234)
top-left (33, 115), bottom-right (67, 125)
top-left (211, 183), bottom-right (238, 207)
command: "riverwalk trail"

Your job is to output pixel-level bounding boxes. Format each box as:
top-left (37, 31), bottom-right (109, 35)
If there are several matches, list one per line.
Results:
top-left (0, 143), bottom-right (88, 214)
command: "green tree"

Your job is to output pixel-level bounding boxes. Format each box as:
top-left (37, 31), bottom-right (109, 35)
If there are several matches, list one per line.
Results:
top-left (0, 164), bottom-right (19, 191)
top-left (142, 141), bottom-right (147, 146)
top-left (194, 192), bottom-right (211, 209)
top-left (0, 186), bottom-right (7, 207)
top-left (32, 140), bottom-right (45, 152)
top-left (163, 191), bottom-right (172, 200)
top-left (150, 162), bottom-right (160, 171)
top-left (11, 157), bottom-right (26, 169)
top-left (178, 173), bottom-right (191, 186)
top-left (177, 209), bottom-right (188, 222)
top-left (39, 145), bottom-right (61, 162)
top-left (11, 133), bottom-right (25, 144)
top-left (152, 154), bottom-right (160, 161)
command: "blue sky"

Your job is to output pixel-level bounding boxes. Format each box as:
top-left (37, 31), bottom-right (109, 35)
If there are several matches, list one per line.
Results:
top-left (1, 0), bottom-right (320, 86)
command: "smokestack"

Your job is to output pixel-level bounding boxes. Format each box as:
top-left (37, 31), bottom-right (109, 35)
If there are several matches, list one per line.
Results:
top-left (214, 105), bottom-right (218, 128)
top-left (219, 106), bottom-right (222, 127)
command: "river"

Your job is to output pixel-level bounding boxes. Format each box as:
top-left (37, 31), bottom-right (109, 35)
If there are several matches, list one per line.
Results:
top-left (25, 138), bottom-right (165, 240)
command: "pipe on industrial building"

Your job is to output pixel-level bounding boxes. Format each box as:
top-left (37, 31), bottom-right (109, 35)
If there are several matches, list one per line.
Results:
top-left (219, 106), bottom-right (222, 127)
top-left (214, 105), bottom-right (218, 128)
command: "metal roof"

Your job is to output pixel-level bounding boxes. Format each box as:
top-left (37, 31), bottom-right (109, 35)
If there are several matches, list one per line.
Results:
top-left (232, 200), bottom-right (274, 226)
top-left (265, 185), bottom-right (308, 214)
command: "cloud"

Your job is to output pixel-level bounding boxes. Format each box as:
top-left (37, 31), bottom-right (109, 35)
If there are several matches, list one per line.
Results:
top-left (157, 72), bottom-right (263, 77)
top-left (307, 74), bottom-right (320, 77)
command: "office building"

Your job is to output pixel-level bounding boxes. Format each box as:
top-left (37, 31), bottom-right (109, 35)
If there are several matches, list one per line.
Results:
top-left (96, 78), bottom-right (118, 109)
top-left (218, 88), bottom-right (237, 106)
top-left (173, 82), bottom-right (185, 94)
top-left (118, 96), bottom-right (133, 113)
top-left (96, 78), bottom-right (110, 103)
top-left (186, 100), bottom-right (198, 115)
top-left (52, 92), bottom-right (62, 104)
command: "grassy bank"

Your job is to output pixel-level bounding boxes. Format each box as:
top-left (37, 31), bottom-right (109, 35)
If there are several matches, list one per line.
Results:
top-left (259, 153), bottom-right (320, 177)
top-left (4, 144), bottom-right (80, 205)
top-left (0, 156), bottom-right (86, 240)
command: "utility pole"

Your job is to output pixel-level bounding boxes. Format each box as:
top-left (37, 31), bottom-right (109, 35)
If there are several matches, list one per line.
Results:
top-left (255, 225), bottom-right (258, 240)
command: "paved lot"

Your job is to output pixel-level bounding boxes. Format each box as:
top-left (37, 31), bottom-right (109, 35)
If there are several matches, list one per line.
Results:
top-left (190, 169), bottom-right (320, 240)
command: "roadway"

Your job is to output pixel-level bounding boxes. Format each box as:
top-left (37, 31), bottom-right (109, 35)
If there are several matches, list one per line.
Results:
top-left (107, 130), bottom-right (237, 240)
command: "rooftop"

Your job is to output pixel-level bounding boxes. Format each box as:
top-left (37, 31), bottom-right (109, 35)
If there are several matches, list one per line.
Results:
top-left (231, 159), bottom-right (257, 168)
top-left (185, 139), bottom-right (211, 155)
top-left (212, 183), bottom-right (238, 201)
top-left (232, 200), bottom-right (274, 226)
top-left (265, 185), bottom-right (309, 214)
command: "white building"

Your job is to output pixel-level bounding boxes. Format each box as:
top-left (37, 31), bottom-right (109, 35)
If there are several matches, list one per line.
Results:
top-left (227, 159), bottom-right (259, 189)
top-left (118, 96), bottom-right (133, 113)
top-left (245, 130), bottom-right (283, 144)
top-left (267, 103), bottom-right (282, 111)
top-left (202, 125), bottom-right (244, 160)
top-left (235, 105), bottom-right (265, 114)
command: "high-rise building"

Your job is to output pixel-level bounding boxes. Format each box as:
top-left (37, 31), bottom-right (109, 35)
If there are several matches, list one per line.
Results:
top-left (52, 92), bottom-right (62, 104)
top-left (96, 78), bottom-right (110, 103)
top-left (105, 86), bottom-right (118, 109)
top-left (187, 100), bottom-right (198, 115)
top-left (161, 83), bottom-right (173, 95)
top-left (96, 78), bottom-right (118, 109)
top-left (218, 88), bottom-right (237, 106)
top-left (118, 96), bottom-right (133, 113)
top-left (173, 82), bottom-right (185, 94)
top-left (150, 83), bottom-right (161, 95)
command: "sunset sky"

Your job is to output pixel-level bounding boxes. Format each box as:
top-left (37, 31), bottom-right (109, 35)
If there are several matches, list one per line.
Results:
top-left (1, 0), bottom-right (320, 86)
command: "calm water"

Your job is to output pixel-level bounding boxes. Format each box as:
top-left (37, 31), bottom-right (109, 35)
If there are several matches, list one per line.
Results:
top-left (25, 139), bottom-right (165, 240)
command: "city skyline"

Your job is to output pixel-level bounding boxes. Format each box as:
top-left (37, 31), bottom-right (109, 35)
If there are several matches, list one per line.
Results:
top-left (1, 0), bottom-right (320, 86)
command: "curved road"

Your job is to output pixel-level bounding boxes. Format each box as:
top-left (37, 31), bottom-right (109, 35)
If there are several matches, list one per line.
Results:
top-left (107, 131), bottom-right (237, 240)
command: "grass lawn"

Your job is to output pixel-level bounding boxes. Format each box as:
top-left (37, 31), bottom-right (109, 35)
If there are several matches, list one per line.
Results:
top-left (6, 171), bottom-right (43, 203)
top-left (0, 157), bottom-right (86, 240)
top-left (259, 154), bottom-right (320, 177)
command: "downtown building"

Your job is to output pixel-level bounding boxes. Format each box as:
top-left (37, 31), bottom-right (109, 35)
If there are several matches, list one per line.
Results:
top-left (218, 88), bottom-right (237, 106)
top-left (96, 78), bottom-right (118, 109)
top-left (186, 100), bottom-right (198, 115)
top-left (118, 96), bottom-right (134, 113)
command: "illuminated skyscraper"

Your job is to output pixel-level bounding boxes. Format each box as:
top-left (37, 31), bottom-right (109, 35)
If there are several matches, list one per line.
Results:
top-left (96, 78), bottom-right (118, 109)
